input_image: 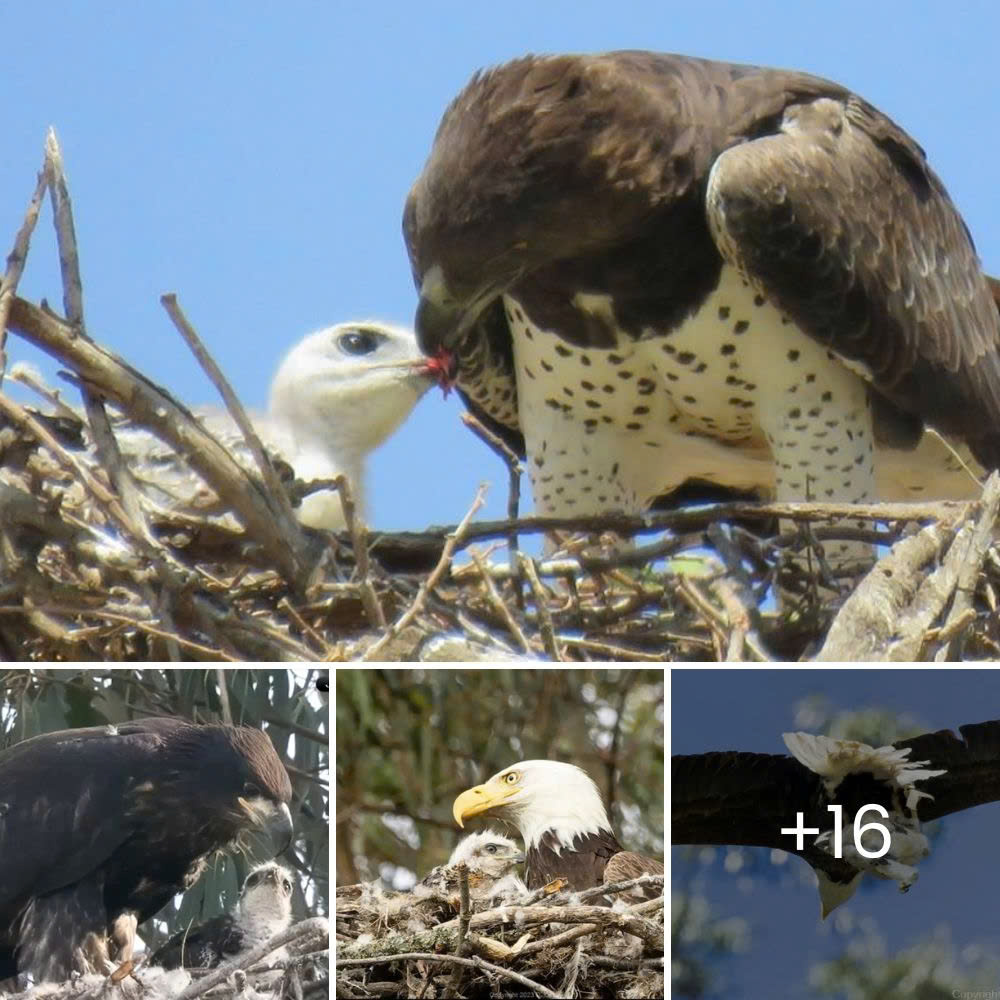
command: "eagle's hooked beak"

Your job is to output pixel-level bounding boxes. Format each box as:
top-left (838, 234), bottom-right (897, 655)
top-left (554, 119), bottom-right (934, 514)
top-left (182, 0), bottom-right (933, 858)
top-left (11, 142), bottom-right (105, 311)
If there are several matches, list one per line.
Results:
top-left (239, 797), bottom-right (294, 855)
top-left (415, 289), bottom-right (460, 355)
top-left (270, 802), bottom-right (294, 855)
top-left (452, 775), bottom-right (520, 828)
top-left (415, 264), bottom-right (499, 355)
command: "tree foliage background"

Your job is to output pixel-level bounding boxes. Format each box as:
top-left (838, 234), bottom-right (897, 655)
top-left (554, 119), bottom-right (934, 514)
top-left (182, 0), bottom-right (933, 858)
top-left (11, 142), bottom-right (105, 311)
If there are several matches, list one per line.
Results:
top-left (0, 667), bottom-right (328, 957)
top-left (335, 667), bottom-right (663, 887)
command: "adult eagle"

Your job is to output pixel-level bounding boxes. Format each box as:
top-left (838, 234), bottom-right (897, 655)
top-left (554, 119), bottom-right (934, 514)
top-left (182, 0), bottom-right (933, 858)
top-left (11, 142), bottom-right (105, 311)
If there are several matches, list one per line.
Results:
top-left (673, 719), bottom-right (1000, 916)
top-left (452, 760), bottom-right (663, 892)
top-left (0, 717), bottom-right (293, 982)
top-left (405, 51), bottom-right (1000, 572)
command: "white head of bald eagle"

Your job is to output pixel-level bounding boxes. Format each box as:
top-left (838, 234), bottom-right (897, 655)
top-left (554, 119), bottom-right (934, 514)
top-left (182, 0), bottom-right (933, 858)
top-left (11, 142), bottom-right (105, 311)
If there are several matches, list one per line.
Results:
top-left (452, 760), bottom-right (662, 893)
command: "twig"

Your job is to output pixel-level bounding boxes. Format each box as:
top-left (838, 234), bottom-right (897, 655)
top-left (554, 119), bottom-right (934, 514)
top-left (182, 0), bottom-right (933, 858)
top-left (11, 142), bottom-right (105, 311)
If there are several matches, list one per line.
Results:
top-left (362, 484), bottom-right (487, 661)
top-left (467, 547), bottom-right (532, 654)
top-left (675, 575), bottom-right (728, 658)
top-left (337, 953), bottom-right (562, 1000)
top-left (443, 863), bottom-right (471, 998)
top-left (0, 390), bottom-right (135, 538)
top-left (460, 412), bottom-right (523, 605)
top-left (174, 917), bottom-right (328, 1000)
top-left (511, 897), bottom-right (664, 955)
top-left (334, 473), bottom-right (386, 629)
top-left (159, 293), bottom-right (298, 521)
top-left (518, 552), bottom-right (562, 660)
top-left (5, 295), bottom-right (315, 582)
top-left (938, 471), bottom-right (1000, 661)
top-left (0, 156), bottom-right (48, 384)
top-left (554, 636), bottom-right (666, 661)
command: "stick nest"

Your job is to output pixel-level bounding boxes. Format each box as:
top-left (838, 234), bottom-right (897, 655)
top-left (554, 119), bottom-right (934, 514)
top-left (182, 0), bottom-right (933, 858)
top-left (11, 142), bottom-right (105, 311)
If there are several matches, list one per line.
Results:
top-left (2, 131), bottom-right (999, 661)
top-left (336, 875), bottom-right (664, 999)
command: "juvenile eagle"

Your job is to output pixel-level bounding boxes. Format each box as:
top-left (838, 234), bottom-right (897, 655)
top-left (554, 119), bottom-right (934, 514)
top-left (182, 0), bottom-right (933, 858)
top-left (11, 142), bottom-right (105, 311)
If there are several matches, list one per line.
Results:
top-left (0, 717), bottom-right (292, 982)
top-left (406, 51), bottom-right (1000, 573)
top-left (113, 320), bottom-right (435, 530)
top-left (150, 862), bottom-right (293, 970)
top-left (452, 760), bottom-right (663, 893)
top-left (673, 719), bottom-right (1000, 916)
top-left (418, 829), bottom-right (526, 906)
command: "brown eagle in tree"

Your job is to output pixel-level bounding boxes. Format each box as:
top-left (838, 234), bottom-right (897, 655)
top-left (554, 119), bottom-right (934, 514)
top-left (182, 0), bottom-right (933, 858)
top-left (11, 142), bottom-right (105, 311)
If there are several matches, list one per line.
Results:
top-left (0, 717), bottom-right (293, 982)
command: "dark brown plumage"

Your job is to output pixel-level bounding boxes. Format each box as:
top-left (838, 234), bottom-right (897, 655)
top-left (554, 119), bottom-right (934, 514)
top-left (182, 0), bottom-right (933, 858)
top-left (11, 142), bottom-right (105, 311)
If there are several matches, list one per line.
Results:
top-left (405, 52), bottom-right (1000, 568)
top-left (0, 718), bottom-right (293, 982)
top-left (673, 719), bottom-right (1000, 914)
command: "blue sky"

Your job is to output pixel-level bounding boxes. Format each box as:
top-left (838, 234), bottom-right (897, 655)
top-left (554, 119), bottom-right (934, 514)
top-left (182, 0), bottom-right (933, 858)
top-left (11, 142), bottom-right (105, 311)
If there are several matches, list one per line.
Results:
top-left (672, 670), bottom-right (1000, 996)
top-left (3, 2), bottom-right (999, 535)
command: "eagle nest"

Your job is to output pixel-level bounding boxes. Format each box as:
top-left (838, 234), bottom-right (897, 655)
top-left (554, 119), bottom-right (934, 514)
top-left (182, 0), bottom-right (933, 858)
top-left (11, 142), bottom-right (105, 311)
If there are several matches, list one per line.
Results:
top-left (2, 132), bottom-right (999, 662)
top-left (336, 873), bottom-right (664, 1000)
top-left (0, 918), bottom-right (329, 1000)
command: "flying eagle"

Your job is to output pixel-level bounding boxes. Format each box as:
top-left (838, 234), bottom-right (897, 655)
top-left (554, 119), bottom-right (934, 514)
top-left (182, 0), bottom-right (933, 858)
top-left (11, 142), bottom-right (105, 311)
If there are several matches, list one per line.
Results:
top-left (452, 760), bottom-right (663, 893)
top-left (673, 719), bottom-right (1000, 916)
top-left (108, 320), bottom-right (434, 531)
top-left (150, 862), bottom-right (293, 970)
top-left (417, 829), bottom-right (527, 906)
top-left (0, 717), bottom-right (293, 982)
top-left (405, 51), bottom-right (1000, 572)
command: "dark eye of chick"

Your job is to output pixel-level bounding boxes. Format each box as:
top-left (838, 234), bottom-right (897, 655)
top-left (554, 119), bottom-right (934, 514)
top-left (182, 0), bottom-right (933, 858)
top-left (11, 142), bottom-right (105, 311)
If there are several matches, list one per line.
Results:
top-left (338, 329), bottom-right (383, 356)
top-left (485, 845), bottom-right (497, 853)
top-left (283, 878), bottom-right (292, 893)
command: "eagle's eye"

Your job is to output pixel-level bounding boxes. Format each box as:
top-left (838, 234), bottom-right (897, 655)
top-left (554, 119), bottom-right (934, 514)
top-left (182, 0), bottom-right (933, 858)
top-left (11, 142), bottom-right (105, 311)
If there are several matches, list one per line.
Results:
top-left (338, 329), bottom-right (383, 356)
top-left (503, 771), bottom-right (518, 785)
top-left (243, 782), bottom-right (262, 798)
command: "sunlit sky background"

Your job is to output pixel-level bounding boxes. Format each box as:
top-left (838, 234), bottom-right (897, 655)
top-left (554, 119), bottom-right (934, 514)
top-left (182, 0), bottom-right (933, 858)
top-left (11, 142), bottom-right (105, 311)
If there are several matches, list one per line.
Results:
top-left (672, 670), bottom-right (1000, 996)
top-left (3, 2), bottom-right (998, 536)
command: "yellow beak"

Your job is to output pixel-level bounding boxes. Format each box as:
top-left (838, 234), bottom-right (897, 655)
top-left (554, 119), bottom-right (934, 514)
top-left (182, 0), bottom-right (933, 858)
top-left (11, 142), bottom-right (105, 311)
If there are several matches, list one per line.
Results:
top-left (452, 777), bottom-right (518, 828)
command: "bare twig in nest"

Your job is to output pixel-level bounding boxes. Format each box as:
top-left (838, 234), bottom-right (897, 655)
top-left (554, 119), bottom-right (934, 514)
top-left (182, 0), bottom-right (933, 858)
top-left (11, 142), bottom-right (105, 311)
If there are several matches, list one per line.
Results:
top-left (174, 917), bottom-right (328, 1000)
top-left (361, 484), bottom-right (487, 661)
top-left (461, 411), bottom-right (523, 559)
top-left (468, 547), bottom-right (533, 654)
top-left (338, 953), bottom-right (562, 1000)
top-left (0, 157), bottom-right (48, 384)
top-left (6, 295), bottom-right (316, 582)
top-left (519, 552), bottom-right (562, 660)
top-left (442, 863), bottom-right (471, 999)
top-left (159, 293), bottom-right (297, 527)
top-left (937, 471), bottom-right (1000, 661)
top-left (332, 473), bottom-right (385, 629)
top-left (817, 475), bottom-right (1000, 662)
top-left (510, 897), bottom-right (664, 956)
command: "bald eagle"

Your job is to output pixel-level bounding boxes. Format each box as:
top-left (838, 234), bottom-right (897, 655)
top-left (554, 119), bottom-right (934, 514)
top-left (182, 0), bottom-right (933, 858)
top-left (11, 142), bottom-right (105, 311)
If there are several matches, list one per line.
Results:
top-left (0, 718), bottom-right (293, 982)
top-left (673, 719), bottom-right (1000, 916)
top-left (452, 760), bottom-right (663, 893)
top-left (150, 862), bottom-right (293, 970)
